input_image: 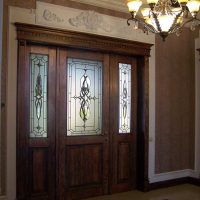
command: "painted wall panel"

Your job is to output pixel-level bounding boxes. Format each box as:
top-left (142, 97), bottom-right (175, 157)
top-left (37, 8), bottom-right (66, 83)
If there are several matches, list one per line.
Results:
top-left (0, 0), bottom-right (4, 196)
top-left (155, 30), bottom-right (197, 173)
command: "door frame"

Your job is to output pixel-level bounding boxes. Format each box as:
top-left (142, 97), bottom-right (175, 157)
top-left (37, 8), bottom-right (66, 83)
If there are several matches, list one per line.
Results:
top-left (16, 23), bottom-right (153, 193)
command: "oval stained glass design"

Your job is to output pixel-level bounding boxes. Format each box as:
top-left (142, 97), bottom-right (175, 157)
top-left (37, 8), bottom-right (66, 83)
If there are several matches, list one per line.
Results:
top-left (30, 54), bottom-right (48, 138)
top-left (79, 70), bottom-right (91, 124)
top-left (119, 63), bottom-right (131, 133)
top-left (67, 58), bottom-right (102, 136)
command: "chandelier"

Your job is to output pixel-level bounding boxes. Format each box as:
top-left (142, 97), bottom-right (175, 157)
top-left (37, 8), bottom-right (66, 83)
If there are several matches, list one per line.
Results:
top-left (127, 0), bottom-right (200, 40)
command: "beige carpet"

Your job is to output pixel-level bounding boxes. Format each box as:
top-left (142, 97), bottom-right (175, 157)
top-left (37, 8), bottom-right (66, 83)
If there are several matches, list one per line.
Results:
top-left (86, 184), bottom-right (200, 200)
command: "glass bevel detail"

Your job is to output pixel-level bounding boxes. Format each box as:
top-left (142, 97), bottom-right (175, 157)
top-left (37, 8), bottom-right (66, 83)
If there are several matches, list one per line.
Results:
top-left (67, 58), bottom-right (102, 136)
top-left (30, 54), bottom-right (48, 138)
top-left (119, 63), bottom-right (131, 133)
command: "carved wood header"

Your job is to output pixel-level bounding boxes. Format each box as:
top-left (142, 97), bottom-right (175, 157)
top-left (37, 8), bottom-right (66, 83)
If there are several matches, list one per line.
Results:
top-left (15, 23), bottom-right (153, 57)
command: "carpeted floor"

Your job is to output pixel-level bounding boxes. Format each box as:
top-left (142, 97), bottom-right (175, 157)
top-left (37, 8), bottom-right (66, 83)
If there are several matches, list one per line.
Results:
top-left (86, 184), bottom-right (200, 200)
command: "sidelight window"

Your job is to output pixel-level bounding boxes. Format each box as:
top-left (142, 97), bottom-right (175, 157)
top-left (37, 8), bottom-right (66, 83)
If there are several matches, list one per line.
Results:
top-left (119, 63), bottom-right (131, 133)
top-left (30, 54), bottom-right (48, 138)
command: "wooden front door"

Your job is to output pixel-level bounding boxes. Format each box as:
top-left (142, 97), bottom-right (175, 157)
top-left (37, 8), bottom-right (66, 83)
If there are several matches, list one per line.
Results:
top-left (110, 55), bottom-right (137, 193)
top-left (57, 49), bottom-right (137, 199)
top-left (16, 24), bottom-right (151, 200)
top-left (17, 46), bottom-right (138, 200)
top-left (57, 49), bottom-right (110, 200)
top-left (17, 31), bottom-right (152, 200)
top-left (17, 45), bottom-right (57, 200)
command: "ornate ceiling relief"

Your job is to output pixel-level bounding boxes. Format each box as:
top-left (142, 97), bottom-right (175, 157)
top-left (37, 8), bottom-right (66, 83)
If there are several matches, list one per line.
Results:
top-left (36, 1), bottom-right (154, 43)
top-left (69, 10), bottom-right (112, 32)
top-left (43, 9), bottom-right (64, 23)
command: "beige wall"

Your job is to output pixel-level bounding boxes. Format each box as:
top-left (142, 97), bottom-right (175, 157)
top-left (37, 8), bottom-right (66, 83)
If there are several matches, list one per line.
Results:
top-left (195, 32), bottom-right (200, 176)
top-left (155, 30), bottom-right (197, 173)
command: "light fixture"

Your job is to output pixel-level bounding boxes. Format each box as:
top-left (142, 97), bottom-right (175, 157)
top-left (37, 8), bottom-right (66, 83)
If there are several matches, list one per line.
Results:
top-left (127, 0), bottom-right (200, 41)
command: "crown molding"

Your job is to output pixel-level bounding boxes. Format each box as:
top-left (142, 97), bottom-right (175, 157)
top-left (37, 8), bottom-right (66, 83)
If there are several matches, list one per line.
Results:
top-left (15, 23), bottom-right (153, 56)
top-left (69, 0), bottom-right (129, 13)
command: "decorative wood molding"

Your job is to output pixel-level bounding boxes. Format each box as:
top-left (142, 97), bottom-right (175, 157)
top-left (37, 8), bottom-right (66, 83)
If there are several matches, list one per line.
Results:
top-left (15, 23), bottom-right (153, 57)
top-left (15, 22), bottom-right (152, 194)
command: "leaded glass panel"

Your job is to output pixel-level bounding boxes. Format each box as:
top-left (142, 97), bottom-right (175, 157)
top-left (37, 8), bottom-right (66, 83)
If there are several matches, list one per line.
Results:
top-left (67, 58), bottom-right (102, 136)
top-left (119, 63), bottom-right (131, 133)
top-left (30, 54), bottom-right (48, 138)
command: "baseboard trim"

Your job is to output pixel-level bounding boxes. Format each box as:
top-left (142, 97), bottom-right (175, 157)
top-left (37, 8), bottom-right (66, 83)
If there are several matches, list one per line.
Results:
top-left (188, 177), bottom-right (200, 186)
top-left (148, 177), bottom-right (200, 190)
top-left (149, 169), bottom-right (198, 183)
top-left (148, 177), bottom-right (189, 190)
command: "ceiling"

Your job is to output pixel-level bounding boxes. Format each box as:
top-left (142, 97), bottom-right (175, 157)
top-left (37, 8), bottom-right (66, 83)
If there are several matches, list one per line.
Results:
top-left (69, 0), bottom-right (130, 13)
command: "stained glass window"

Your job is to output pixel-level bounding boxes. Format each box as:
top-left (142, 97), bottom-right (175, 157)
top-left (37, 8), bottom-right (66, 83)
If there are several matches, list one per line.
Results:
top-left (30, 54), bottom-right (48, 138)
top-left (119, 63), bottom-right (131, 133)
top-left (67, 58), bottom-right (102, 136)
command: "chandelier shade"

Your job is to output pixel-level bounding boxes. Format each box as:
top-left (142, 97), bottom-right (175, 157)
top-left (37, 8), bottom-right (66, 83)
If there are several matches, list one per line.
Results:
top-left (127, 0), bottom-right (200, 40)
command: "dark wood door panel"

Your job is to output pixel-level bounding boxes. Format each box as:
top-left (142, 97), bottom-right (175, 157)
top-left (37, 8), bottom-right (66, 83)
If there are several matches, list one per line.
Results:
top-left (110, 55), bottom-right (137, 193)
top-left (118, 142), bottom-right (131, 182)
top-left (66, 144), bottom-right (103, 188)
top-left (58, 49), bottom-right (110, 200)
top-left (30, 148), bottom-right (48, 194)
top-left (17, 44), bottom-right (56, 200)
top-left (17, 44), bottom-right (139, 200)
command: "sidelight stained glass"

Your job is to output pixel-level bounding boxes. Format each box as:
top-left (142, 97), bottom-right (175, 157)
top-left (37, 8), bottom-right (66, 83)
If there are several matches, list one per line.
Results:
top-left (67, 58), bottom-right (102, 136)
top-left (30, 54), bottom-right (48, 138)
top-left (119, 63), bottom-right (131, 133)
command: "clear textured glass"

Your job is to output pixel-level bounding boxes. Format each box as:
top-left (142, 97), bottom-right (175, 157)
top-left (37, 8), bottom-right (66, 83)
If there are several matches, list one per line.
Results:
top-left (119, 63), bottom-right (131, 133)
top-left (30, 54), bottom-right (48, 138)
top-left (67, 58), bottom-right (102, 136)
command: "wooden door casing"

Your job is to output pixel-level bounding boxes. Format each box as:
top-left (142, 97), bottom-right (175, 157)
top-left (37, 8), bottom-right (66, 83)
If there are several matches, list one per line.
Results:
top-left (17, 44), bottom-right (56, 200)
top-left (57, 49), bottom-right (110, 200)
top-left (16, 23), bottom-right (152, 200)
top-left (109, 55), bottom-right (137, 193)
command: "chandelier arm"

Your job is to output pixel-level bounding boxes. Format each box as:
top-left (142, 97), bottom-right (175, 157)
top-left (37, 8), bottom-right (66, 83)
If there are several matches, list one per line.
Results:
top-left (150, 11), bottom-right (162, 33)
top-left (127, 11), bottom-right (136, 26)
top-left (135, 17), bottom-right (158, 33)
top-left (127, 15), bottom-right (158, 33)
top-left (168, 10), bottom-right (184, 33)
top-left (170, 24), bottom-right (181, 34)
top-left (178, 17), bottom-right (199, 30)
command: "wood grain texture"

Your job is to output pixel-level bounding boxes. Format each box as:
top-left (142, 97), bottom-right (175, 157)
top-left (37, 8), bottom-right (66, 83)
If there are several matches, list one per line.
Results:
top-left (15, 24), bottom-right (151, 199)
top-left (0, 0), bottom-right (9, 195)
top-left (58, 49), bottom-right (110, 200)
top-left (136, 56), bottom-right (149, 191)
top-left (15, 23), bottom-right (152, 57)
top-left (30, 148), bottom-right (48, 193)
top-left (17, 45), bottom-right (57, 200)
top-left (109, 55), bottom-right (138, 193)
top-left (155, 29), bottom-right (198, 173)
top-left (66, 145), bottom-right (103, 187)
